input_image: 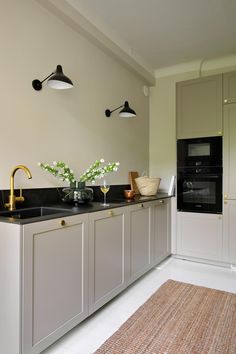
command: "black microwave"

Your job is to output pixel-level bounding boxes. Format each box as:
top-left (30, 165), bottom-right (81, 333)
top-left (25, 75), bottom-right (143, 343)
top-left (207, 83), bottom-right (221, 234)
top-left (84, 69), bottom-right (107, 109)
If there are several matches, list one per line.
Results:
top-left (177, 136), bottom-right (222, 167)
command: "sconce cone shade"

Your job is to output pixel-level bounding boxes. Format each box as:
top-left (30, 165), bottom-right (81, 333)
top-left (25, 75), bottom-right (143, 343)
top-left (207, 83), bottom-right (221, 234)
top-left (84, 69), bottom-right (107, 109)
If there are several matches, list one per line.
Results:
top-left (47, 65), bottom-right (73, 89)
top-left (105, 101), bottom-right (136, 118)
top-left (119, 101), bottom-right (136, 117)
top-left (32, 65), bottom-right (73, 91)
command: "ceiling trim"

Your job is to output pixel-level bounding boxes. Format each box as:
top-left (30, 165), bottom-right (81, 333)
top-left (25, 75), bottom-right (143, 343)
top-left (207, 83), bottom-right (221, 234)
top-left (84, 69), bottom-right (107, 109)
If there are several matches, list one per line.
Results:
top-left (36, 0), bottom-right (155, 86)
top-left (155, 54), bottom-right (236, 79)
top-left (155, 60), bottom-right (201, 78)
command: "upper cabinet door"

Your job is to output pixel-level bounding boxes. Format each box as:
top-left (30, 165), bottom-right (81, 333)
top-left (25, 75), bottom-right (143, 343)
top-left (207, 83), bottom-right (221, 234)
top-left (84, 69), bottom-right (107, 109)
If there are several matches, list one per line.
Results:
top-left (223, 71), bottom-right (236, 104)
top-left (177, 74), bottom-right (223, 139)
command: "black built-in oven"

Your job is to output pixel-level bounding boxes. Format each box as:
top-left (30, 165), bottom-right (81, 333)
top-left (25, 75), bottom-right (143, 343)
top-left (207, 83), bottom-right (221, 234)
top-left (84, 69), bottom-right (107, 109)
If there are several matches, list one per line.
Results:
top-left (177, 137), bottom-right (222, 214)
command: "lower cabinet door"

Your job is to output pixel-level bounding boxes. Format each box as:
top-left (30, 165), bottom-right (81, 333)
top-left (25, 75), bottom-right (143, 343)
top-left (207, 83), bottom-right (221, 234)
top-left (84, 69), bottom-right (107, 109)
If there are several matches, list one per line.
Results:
top-left (88, 207), bottom-right (128, 314)
top-left (177, 212), bottom-right (223, 261)
top-left (153, 198), bottom-right (171, 265)
top-left (223, 200), bottom-right (236, 265)
top-left (128, 202), bottom-right (152, 284)
top-left (22, 214), bottom-right (89, 354)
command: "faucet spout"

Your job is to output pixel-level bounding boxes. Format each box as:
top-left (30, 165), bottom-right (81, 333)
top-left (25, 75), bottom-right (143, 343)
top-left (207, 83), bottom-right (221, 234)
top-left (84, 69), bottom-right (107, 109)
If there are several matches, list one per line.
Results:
top-left (5, 165), bottom-right (32, 211)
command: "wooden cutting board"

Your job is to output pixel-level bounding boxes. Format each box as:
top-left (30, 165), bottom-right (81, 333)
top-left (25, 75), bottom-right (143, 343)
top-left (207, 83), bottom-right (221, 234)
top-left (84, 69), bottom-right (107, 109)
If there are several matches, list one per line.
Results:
top-left (129, 171), bottom-right (140, 194)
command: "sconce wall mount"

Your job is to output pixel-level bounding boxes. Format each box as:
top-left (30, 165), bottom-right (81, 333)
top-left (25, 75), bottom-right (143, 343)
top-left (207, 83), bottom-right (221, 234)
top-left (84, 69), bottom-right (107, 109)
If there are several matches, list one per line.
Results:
top-left (32, 65), bottom-right (73, 91)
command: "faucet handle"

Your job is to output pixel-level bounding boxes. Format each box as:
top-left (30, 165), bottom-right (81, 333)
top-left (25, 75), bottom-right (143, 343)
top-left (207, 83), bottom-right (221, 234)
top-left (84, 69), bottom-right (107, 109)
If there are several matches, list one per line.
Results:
top-left (15, 188), bottom-right (24, 203)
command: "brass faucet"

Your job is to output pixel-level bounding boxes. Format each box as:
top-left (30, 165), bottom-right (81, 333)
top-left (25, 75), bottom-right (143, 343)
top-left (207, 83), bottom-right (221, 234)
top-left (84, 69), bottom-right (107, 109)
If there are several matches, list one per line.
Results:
top-left (5, 165), bottom-right (32, 211)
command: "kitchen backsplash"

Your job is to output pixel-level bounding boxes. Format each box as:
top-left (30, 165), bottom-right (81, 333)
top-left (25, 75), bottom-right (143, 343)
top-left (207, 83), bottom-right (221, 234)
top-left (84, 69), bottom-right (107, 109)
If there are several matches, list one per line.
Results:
top-left (0, 184), bottom-right (131, 210)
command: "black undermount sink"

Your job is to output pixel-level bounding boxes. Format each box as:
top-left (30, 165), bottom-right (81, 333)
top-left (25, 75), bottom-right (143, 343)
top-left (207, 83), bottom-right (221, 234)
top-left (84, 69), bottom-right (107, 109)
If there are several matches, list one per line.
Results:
top-left (0, 207), bottom-right (72, 220)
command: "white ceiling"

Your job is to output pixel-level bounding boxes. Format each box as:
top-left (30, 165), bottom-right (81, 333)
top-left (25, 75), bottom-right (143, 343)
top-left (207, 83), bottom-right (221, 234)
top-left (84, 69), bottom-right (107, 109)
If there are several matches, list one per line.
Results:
top-left (66, 0), bottom-right (236, 73)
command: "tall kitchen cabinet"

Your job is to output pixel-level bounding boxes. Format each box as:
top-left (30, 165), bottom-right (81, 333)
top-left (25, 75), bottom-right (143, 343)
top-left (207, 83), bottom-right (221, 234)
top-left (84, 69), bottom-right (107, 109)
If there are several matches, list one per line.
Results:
top-left (88, 207), bottom-right (128, 313)
top-left (176, 70), bottom-right (236, 265)
top-left (223, 102), bottom-right (236, 265)
top-left (22, 214), bottom-right (89, 354)
top-left (176, 74), bottom-right (223, 139)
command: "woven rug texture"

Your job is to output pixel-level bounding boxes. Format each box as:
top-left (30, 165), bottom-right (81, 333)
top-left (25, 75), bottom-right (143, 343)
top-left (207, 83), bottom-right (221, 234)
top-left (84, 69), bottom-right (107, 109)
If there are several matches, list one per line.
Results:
top-left (94, 279), bottom-right (236, 354)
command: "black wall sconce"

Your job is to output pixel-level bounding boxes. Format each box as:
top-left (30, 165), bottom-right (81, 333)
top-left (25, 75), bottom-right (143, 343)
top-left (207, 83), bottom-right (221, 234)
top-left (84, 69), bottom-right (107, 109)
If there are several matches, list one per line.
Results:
top-left (32, 65), bottom-right (73, 91)
top-left (105, 101), bottom-right (136, 118)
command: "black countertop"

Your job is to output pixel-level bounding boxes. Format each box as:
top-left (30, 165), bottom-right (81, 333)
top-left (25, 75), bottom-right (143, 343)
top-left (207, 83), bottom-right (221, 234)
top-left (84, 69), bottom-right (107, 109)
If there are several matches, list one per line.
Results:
top-left (0, 193), bottom-right (171, 225)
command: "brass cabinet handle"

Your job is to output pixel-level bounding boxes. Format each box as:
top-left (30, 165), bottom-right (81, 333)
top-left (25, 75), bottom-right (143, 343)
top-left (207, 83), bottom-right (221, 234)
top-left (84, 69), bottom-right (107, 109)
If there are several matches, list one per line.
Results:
top-left (139, 203), bottom-right (144, 208)
top-left (60, 220), bottom-right (66, 226)
top-left (108, 210), bottom-right (114, 217)
top-left (224, 98), bottom-right (228, 103)
top-left (224, 194), bottom-right (228, 205)
top-left (159, 200), bottom-right (164, 204)
top-left (218, 131), bottom-right (222, 135)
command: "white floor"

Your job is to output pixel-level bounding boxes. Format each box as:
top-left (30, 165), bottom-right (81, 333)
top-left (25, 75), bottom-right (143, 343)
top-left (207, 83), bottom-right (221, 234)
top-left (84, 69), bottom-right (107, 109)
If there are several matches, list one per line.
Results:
top-left (42, 257), bottom-right (236, 354)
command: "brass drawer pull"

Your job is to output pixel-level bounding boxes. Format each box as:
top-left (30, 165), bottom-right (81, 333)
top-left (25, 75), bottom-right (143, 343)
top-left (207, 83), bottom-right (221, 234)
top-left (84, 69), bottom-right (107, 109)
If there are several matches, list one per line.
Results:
top-left (139, 203), bottom-right (144, 208)
top-left (108, 210), bottom-right (114, 217)
top-left (60, 220), bottom-right (66, 226)
top-left (159, 200), bottom-right (164, 204)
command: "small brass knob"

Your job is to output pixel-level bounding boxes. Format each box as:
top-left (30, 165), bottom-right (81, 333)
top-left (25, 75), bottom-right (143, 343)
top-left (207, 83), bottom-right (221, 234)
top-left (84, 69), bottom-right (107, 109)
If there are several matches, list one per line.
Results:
top-left (159, 200), bottom-right (164, 204)
top-left (139, 203), bottom-right (144, 208)
top-left (218, 131), bottom-right (222, 135)
top-left (108, 210), bottom-right (114, 217)
top-left (224, 194), bottom-right (228, 200)
top-left (224, 98), bottom-right (228, 103)
top-left (60, 220), bottom-right (66, 226)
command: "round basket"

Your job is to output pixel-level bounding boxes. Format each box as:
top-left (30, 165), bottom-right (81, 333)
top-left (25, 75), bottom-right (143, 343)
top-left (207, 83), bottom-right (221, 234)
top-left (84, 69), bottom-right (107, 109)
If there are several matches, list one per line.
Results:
top-left (135, 176), bottom-right (161, 196)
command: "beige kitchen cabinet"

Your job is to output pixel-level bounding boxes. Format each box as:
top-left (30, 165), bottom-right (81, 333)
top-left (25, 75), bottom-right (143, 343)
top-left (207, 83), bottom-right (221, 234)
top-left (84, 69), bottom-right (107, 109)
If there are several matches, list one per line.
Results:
top-left (223, 103), bottom-right (236, 265)
top-left (88, 207), bottom-right (128, 314)
top-left (223, 200), bottom-right (236, 265)
top-left (0, 199), bottom-right (172, 354)
top-left (152, 198), bottom-right (171, 265)
top-left (176, 74), bottom-right (223, 139)
top-left (127, 202), bottom-right (152, 284)
top-left (22, 214), bottom-right (89, 354)
top-left (177, 212), bottom-right (223, 262)
top-left (223, 71), bottom-right (236, 104)
top-left (223, 103), bottom-right (236, 199)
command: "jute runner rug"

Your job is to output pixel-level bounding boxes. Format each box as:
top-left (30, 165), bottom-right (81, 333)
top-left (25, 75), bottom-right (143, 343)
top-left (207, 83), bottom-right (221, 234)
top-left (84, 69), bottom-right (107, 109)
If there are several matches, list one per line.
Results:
top-left (94, 279), bottom-right (236, 354)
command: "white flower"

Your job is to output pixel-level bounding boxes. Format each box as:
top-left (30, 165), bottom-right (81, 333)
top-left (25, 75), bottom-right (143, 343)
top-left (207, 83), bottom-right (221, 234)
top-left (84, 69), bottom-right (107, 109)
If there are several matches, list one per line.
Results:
top-left (114, 167), bottom-right (118, 171)
top-left (116, 162), bottom-right (120, 166)
top-left (37, 162), bottom-right (41, 166)
top-left (100, 158), bottom-right (104, 163)
top-left (53, 161), bottom-right (57, 165)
